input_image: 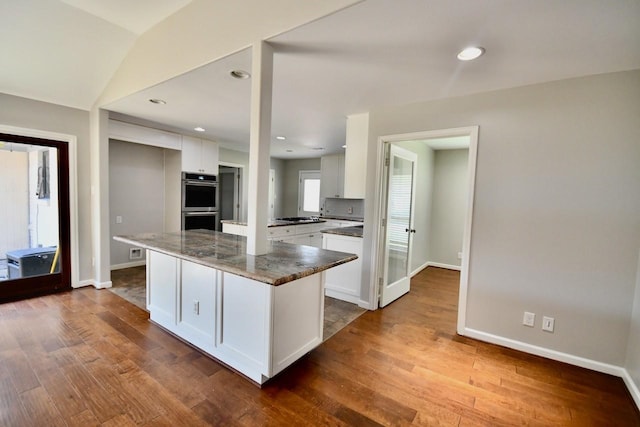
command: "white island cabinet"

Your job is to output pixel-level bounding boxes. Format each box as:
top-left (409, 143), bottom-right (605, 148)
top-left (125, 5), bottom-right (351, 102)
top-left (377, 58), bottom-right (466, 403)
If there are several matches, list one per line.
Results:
top-left (145, 247), bottom-right (325, 384)
top-left (322, 233), bottom-right (363, 304)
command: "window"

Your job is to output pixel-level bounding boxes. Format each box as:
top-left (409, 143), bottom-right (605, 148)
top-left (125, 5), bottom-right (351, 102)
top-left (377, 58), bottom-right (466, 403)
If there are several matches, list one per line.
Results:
top-left (298, 170), bottom-right (321, 216)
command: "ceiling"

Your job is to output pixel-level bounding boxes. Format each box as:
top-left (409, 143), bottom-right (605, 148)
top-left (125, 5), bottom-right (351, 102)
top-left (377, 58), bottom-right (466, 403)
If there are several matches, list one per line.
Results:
top-left (3, 1), bottom-right (640, 159)
top-left (0, 0), bottom-right (191, 109)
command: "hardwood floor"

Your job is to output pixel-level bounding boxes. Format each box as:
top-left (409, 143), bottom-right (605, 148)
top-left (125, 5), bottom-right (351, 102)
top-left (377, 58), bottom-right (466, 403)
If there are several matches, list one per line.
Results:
top-left (0, 267), bottom-right (638, 426)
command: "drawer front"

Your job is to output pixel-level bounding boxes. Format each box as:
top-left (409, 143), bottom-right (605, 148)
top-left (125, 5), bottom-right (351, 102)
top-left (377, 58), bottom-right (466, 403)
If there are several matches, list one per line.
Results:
top-left (268, 226), bottom-right (294, 238)
top-left (295, 223), bottom-right (323, 234)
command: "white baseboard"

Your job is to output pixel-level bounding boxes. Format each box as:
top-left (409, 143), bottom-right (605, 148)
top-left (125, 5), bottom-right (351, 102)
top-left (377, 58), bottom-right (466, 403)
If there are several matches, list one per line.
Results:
top-left (72, 279), bottom-right (94, 289)
top-left (325, 288), bottom-right (360, 305)
top-left (358, 299), bottom-right (374, 310)
top-left (463, 327), bottom-right (625, 377)
top-left (462, 328), bottom-right (640, 411)
top-left (411, 261), bottom-right (430, 277)
top-left (111, 260), bottom-right (146, 271)
top-left (427, 261), bottom-right (461, 271)
top-left (622, 369), bottom-right (640, 411)
top-left (93, 280), bottom-right (113, 289)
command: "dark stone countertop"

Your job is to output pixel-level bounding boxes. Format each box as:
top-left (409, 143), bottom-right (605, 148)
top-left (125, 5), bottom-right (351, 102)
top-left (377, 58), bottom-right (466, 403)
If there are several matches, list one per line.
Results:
top-left (114, 229), bottom-right (357, 286)
top-left (319, 215), bottom-right (364, 222)
top-left (220, 219), bottom-right (326, 227)
top-left (321, 225), bottom-right (364, 238)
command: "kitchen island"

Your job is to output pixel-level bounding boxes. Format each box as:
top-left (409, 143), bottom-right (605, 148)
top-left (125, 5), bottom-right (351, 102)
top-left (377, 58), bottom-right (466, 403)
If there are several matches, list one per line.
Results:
top-left (322, 225), bottom-right (364, 304)
top-left (113, 229), bottom-right (357, 385)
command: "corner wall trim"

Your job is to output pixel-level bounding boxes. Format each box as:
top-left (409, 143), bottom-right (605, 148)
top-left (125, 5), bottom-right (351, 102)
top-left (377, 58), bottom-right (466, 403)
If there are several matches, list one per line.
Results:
top-left (622, 369), bottom-right (640, 411)
top-left (426, 262), bottom-right (461, 272)
top-left (463, 327), bottom-right (625, 377)
top-left (93, 281), bottom-right (113, 289)
top-left (73, 279), bottom-right (94, 289)
top-left (410, 261), bottom-right (430, 277)
top-left (111, 261), bottom-right (146, 271)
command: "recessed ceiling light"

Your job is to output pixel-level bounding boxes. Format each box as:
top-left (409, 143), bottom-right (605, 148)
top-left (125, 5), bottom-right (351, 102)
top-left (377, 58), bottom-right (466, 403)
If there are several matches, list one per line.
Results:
top-left (149, 98), bottom-right (167, 104)
top-left (457, 46), bottom-right (485, 61)
top-left (276, 136), bottom-right (286, 140)
top-left (341, 145), bottom-right (347, 149)
top-left (230, 70), bottom-right (251, 79)
top-left (194, 127), bottom-right (205, 132)
top-left (286, 149), bottom-right (293, 152)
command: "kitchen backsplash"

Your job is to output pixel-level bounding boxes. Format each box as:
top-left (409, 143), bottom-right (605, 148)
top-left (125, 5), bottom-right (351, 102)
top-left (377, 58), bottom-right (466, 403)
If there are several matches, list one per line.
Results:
top-left (322, 198), bottom-right (364, 219)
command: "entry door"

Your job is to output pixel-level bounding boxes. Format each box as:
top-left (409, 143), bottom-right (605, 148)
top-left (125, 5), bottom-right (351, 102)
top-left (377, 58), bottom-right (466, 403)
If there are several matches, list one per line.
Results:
top-left (380, 145), bottom-right (417, 307)
top-left (0, 133), bottom-right (71, 302)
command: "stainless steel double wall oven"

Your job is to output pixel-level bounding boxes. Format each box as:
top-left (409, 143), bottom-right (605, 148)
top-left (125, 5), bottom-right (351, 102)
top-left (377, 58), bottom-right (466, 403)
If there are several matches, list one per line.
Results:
top-left (181, 172), bottom-right (219, 231)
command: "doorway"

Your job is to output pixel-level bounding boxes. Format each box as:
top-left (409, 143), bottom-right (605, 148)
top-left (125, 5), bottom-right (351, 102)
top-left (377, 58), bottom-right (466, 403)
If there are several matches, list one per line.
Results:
top-left (373, 127), bottom-right (478, 333)
top-left (0, 133), bottom-right (71, 302)
top-left (218, 165), bottom-right (242, 229)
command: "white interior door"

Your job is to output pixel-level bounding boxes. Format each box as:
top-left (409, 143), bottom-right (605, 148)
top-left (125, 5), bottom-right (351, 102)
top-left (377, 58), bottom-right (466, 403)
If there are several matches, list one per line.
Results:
top-left (380, 145), bottom-right (417, 307)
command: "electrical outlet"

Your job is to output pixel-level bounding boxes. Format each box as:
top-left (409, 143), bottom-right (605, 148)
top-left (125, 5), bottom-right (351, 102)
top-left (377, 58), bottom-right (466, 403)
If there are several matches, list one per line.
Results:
top-left (523, 311), bottom-right (535, 327)
top-left (542, 316), bottom-right (555, 332)
top-left (115, 215), bottom-right (123, 224)
top-left (129, 248), bottom-right (142, 260)
top-left (347, 206), bottom-right (353, 214)
top-left (193, 300), bottom-right (200, 315)
top-left (457, 252), bottom-right (463, 259)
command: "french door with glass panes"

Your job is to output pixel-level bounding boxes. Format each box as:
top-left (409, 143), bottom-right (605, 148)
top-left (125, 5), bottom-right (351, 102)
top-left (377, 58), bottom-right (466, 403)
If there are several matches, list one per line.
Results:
top-left (0, 133), bottom-right (71, 302)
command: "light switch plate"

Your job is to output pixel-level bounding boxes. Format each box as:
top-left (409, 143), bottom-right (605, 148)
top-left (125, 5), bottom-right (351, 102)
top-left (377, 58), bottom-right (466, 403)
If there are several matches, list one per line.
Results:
top-left (523, 311), bottom-right (535, 327)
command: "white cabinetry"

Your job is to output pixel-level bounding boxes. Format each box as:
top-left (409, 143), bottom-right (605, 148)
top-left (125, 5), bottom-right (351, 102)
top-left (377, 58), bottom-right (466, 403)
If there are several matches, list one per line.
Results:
top-left (145, 249), bottom-right (324, 384)
top-left (224, 223), bottom-right (326, 248)
top-left (344, 113), bottom-right (369, 198)
top-left (147, 251), bottom-right (177, 326)
top-left (179, 260), bottom-right (217, 353)
top-left (322, 234), bottom-right (363, 304)
top-left (109, 120), bottom-right (182, 150)
top-left (320, 154), bottom-right (345, 200)
top-left (182, 135), bottom-right (219, 175)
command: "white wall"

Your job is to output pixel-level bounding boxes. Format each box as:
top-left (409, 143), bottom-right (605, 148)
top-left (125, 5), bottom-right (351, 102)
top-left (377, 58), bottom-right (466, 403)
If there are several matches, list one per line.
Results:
top-left (394, 141), bottom-right (434, 274)
top-left (362, 70), bottom-right (640, 367)
top-left (0, 150), bottom-right (28, 258)
top-left (0, 93), bottom-right (92, 282)
top-left (429, 149), bottom-right (469, 267)
top-left (109, 140), bottom-right (165, 267)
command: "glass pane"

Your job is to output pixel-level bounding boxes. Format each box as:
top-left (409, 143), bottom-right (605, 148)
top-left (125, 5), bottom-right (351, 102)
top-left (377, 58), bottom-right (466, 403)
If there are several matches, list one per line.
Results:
top-left (303, 178), bottom-right (320, 213)
top-left (386, 155), bottom-right (413, 285)
top-left (0, 142), bottom-right (60, 281)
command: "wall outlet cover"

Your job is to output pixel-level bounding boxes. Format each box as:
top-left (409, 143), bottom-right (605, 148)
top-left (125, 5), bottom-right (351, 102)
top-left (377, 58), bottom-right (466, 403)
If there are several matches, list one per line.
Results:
top-left (542, 316), bottom-right (555, 332)
top-left (129, 248), bottom-right (143, 260)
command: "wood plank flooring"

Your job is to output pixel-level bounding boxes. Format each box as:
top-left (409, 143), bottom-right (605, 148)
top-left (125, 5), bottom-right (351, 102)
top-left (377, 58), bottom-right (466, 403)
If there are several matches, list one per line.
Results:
top-left (0, 267), bottom-right (638, 426)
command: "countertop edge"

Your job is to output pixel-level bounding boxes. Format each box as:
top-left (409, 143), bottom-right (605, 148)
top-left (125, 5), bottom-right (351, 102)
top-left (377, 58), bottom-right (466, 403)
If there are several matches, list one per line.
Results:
top-left (113, 235), bottom-right (358, 286)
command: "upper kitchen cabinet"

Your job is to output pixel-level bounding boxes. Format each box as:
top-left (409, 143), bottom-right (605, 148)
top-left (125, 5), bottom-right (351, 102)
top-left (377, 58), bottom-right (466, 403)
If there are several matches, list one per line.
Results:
top-left (320, 153), bottom-right (344, 200)
top-left (182, 136), bottom-right (219, 175)
top-left (343, 113), bottom-right (369, 199)
top-left (108, 120), bottom-right (182, 150)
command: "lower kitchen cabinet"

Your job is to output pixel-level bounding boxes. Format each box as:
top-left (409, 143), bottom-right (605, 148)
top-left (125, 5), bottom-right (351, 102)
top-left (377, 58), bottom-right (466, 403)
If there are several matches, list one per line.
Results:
top-left (145, 249), bottom-right (325, 384)
top-left (179, 260), bottom-right (217, 353)
top-left (147, 251), bottom-right (177, 326)
top-left (322, 233), bottom-right (363, 304)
